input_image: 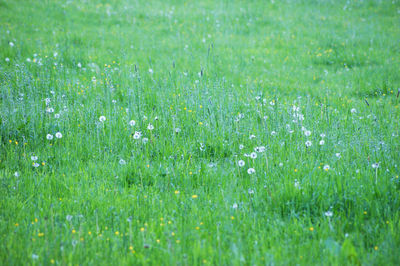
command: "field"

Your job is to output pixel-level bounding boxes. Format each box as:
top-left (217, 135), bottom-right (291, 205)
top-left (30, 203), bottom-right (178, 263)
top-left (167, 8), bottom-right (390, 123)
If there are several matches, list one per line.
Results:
top-left (1, 0), bottom-right (400, 264)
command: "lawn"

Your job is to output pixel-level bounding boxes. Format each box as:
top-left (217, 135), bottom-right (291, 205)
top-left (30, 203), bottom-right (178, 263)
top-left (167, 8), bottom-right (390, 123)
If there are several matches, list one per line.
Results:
top-left (1, 0), bottom-right (400, 264)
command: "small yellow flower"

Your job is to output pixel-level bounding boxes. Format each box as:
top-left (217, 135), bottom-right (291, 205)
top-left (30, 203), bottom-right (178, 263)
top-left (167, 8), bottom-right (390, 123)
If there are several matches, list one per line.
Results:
top-left (38, 232), bottom-right (44, 237)
top-left (231, 216), bottom-right (235, 220)
top-left (174, 190), bottom-right (180, 194)
top-left (72, 229), bottom-right (76, 234)
top-left (50, 259), bottom-right (55, 264)
top-left (156, 239), bottom-right (160, 243)
top-left (115, 231), bottom-right (119, 235)
top-left (140, 227), bottom-right (145, 232)
top-left (364, 211), bottom-right (367, 215)
top-left (199, 122), bottom-right (203, 125)
top-left (374, 246), bottom-right (378, 250)
top-left (171, 232), bottom-right (175, 236)
top-left (14, 223), bottom-right (19, 227)
top-left (309, 227), bottom-right (314, 232)
top-left (294, 169), bottom-right (298, 172)
top-left (192, 195), bottom-right (198, 199)
top-left (195, 226), bottom-right (200, 230)
top-left (176, 240), bottom-right (180, 244)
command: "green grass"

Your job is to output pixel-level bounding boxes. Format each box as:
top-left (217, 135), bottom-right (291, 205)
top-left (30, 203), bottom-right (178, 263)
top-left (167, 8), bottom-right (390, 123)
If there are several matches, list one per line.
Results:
top-left (1, 0), bottom-right (400, 264)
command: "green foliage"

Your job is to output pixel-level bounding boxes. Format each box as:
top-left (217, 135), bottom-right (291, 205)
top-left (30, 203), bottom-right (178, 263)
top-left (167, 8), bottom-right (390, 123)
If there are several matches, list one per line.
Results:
top-left (0, 0), bottom-right (399, 265)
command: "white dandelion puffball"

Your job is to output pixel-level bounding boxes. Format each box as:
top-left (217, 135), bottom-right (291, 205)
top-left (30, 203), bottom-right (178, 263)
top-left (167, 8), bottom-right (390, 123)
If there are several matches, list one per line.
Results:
top-left (304, 130), bottom-right (311, 137)
top-left (133, 131), bottom-right (141, 139)
top-left (129, 120), bottom-right (136, 126)
top-left (119, 159), bottom-right (126, 165)
top-left (46, 134), bottom-right (53, 140)
top-left (147, 124), bottom-right (154, 130)
top-left (31, 156), bottom-right (38, 161)
top-left (372, 163), bottom-right (379, 169)
top-left (99, 116), bottom-right (106, 122)
top-left (305, 140), bottom-right (312, 147)
top-left (319, 140), bottom-right (325, 145)
top-left (55, 132), bottom-right (62, 139)
top-left (324, 211), bottom-right (333, 217)
top-left (323, 165), bottom-right (330, 171)
top-left (247, 168), bottom-right (255, 174)
top-left (238, 160), bottom-right (245, 167)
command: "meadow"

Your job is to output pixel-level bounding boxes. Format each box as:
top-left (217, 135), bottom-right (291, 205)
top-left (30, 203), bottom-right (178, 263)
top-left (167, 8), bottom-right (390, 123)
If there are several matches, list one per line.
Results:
top-left (1, 0), bottom-right (400, 264)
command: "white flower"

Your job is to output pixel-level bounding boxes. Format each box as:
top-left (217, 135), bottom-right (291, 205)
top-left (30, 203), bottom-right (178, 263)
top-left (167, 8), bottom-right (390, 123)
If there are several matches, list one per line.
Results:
top-left (254, 146), bottom-right (265, 153)
top-left (148, 68), bottom-right (153, 74)
top-left (250, 152), bottom-right (257, 159)
top-left (320, 133), bottom-right (326, 138)
top-left (31, 156), bottom-right (38, 161)
top-left (294, 179), bottom-right (300, 189)
top-left (46, 107), bottom-right (54, 113)
top-left (45, 98), bottom-right (51, 105)
top-left (129, 120), bottom-right (136, 126)
top-left (14, 172), bottom-right (20, 177)
top-left (232, 203), bottom-right (238, 209)
top-left (9, 41), bottom-right (14, 47)
top-left (99, 116), bottom-right (106, 122)
top-left (26, 58), bottom-right (31, 62)
top-left (119, 159), bottom-right (126, 165)
top-left (112, 99), bottom-right (117, 104)
top-left (271, 131), bottom-right (277, 136)
top-left (5, 57), bottom-right (10, 62)
top-left (324, 211), bottom-right (333, 217)
top-left (66, 215), bottom-right (73, 221)
top-left (269, 101), bottom-right (275, 106)
top-left (142, 137), bottom-right (149, 144)
top-left (247, 168), bottom-right (255, 174)
top-left (77, 62), bottom-right (82, 68)
top-left (133, 131), bottom-right (142, 139)
top-left (323, 165), bottom-right (330, 171)
top-left (304, 130), bottom-right (311, 137)
top-left (351, 108), bottom-right (357, 114)
top-left (279, 162), bottom-right (283, 167)
top-left (55, 132), bottom-right (62, 139)
top-left (238, 160), bottom-right (245, 167)
top-left (248, 188), bottom-right (255, 194)
top-left (147, 124), bottom-right (154, 130)
top-left (46, 134), bottom-right (53, 140)
top-left (174, 128), bottom-right (181, 133)
top-left (305, 140), bottom-right (312, 147)
top-left (33, 162), bottom-right (40, 168)
top-left (54, 113), bottom-right (60, 118)
top-left (319, 140), bottom-right (325, 145)
top-left (239, 144), bottom-right (244, 150)
top-left (31, 254), bottom-right (39, 260)
top-left (372, 163), bottom-right (379, 169)
top-left (249, 134), bottom-right (256, 139)
top-left (335, 153), bottom-right (341, 159)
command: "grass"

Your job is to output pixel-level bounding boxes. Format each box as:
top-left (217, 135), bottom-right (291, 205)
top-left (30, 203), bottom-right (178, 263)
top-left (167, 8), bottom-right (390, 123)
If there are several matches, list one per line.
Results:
top-left (1, 0), bottom-right (400, 264)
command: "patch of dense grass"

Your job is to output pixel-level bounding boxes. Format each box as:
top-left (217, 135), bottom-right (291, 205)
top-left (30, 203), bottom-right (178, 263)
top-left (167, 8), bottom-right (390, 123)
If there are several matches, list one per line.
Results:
top-left (1, 0), bottom-right (400, 264)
